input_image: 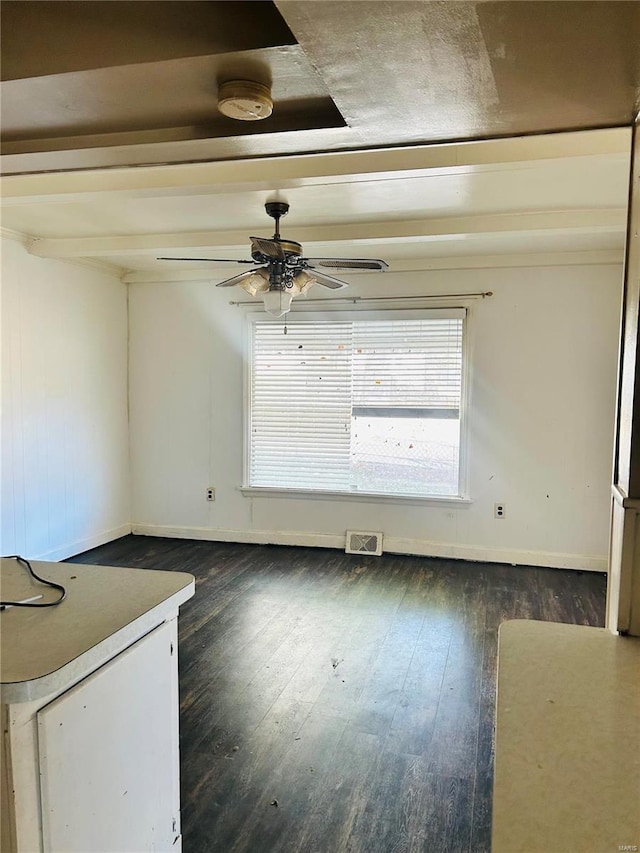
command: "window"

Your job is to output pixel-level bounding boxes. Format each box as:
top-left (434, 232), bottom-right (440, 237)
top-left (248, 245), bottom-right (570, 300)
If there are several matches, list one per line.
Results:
top-left (247, 309), bottom-right (466, 499)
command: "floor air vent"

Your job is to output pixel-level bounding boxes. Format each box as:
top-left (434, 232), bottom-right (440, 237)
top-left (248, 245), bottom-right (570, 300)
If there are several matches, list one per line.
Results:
top-left (345, 531), bottom-right (383, 556)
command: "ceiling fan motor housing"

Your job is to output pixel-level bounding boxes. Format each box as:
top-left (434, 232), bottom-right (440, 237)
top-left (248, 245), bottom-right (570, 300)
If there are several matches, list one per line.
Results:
top-left (250, 239), bottom-right (302, 265)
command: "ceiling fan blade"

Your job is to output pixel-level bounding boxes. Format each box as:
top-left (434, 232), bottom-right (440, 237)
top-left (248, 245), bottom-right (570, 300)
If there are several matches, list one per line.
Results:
top-left (250, 236), bottom-right (285, 260)
top-left (215, 268), bottom-right (265, 288)
top-left (304, 257), bottom-right (389, 271)
top-left (157, 257), bottom-right (255, 264)
top-left (309, 270), bottom-right (349, 290)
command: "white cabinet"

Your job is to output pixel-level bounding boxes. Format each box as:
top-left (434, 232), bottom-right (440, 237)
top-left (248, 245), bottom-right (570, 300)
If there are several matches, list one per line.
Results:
top-left (0, 558), bottom-right (194, 853)
top-left (38, 621), bottom-right (180, 853)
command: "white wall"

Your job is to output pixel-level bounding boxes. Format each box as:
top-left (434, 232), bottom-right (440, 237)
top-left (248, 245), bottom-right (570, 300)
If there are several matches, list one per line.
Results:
top-left (129, 262), bottom-right (622, 570)
top-left (1, 237), bottom-right (130, 559)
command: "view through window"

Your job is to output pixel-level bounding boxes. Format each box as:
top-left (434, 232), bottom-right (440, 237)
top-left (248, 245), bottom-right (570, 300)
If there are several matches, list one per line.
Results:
top-left (248, 311), bottom-right (465, 497)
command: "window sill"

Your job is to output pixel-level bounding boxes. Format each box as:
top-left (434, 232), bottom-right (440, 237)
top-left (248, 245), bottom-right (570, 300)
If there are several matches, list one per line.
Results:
top-left (239, 486), bottom-right (472, 507)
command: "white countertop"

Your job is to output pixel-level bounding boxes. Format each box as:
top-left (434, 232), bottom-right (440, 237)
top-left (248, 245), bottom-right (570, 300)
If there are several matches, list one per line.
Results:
top-left (492, 619), bottom-right (640, 853)
top-left (0, 558), bottom-right (194, 703)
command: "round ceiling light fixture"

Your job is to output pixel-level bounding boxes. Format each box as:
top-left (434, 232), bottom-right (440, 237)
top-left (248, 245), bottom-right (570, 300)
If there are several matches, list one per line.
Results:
top-left (217, 80), bottom-right (273, 121)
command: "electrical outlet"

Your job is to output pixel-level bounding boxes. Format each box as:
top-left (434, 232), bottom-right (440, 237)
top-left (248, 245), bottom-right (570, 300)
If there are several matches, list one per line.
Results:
top-left (494, 503), bottom-right (505, 519)
top-left (206, 488), bottom-right (215, 501)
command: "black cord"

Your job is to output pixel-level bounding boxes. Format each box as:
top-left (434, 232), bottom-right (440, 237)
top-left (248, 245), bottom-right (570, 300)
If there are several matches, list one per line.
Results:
top-left (0, 555), bottom-right (67, 610)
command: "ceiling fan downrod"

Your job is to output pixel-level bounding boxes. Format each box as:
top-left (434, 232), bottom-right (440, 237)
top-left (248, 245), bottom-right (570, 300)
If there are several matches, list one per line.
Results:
top-left (265, 201), bottom-right (289, 240)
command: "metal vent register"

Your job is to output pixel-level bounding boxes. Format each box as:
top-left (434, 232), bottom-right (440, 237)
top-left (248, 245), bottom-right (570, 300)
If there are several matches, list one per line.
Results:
top-left (345, 531), bottom-right (383, 556)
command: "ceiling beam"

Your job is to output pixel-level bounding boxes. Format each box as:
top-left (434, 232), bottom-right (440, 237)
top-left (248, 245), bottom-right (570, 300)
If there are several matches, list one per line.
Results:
top-left (28, 209), bottom-right (626, 259)
top-left (1, 1), bottom-right (294, 80)
top-left (2, 128), bottom-right (630, 205)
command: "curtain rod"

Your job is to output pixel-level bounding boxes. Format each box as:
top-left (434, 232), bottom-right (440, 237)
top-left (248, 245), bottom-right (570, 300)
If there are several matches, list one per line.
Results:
top-left (229, 291), bottom-right (493, 307)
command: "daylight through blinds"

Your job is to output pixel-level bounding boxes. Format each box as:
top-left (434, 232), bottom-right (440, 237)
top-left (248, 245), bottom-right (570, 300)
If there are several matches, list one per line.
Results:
top-left (249, 312), bottom-right (464, 496)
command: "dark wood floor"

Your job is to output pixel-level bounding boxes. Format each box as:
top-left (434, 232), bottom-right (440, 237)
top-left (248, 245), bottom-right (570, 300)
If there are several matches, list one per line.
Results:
top-left (69, 536), bottom-right (607, 853)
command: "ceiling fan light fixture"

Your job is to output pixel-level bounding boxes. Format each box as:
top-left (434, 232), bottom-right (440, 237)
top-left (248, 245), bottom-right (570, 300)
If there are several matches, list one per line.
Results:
top-left (291, 270), bottom-right (317, 296)
top-left (238, 267), bottom-right (270, 296)
top-left (218, 80), bottom-right (273, 122)
top-left (263, 289), bottom-right (293, 317)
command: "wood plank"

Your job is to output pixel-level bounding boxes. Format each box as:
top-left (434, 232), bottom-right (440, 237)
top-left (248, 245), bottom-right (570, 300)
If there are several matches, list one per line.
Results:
top-left (347, 750), bottom-right (475, 853)
top-left (182, 695), bottom-right (314, 852)
top-left (384, 565), bottom-right (469, 759)
top-left (348, 597), bottom-right (426, 737)
top-left (288, 727), bottom-right (384, 853)
top-left (228, 708), bottom-right (351, 853)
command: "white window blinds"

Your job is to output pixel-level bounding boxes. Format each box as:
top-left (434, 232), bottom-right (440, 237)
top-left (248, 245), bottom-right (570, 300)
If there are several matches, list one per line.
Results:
top-left (250, 320), bottom-right (353, 490)
top-left (352, 318), bottom-right (463, 412)
top-left (248, 310), bottom-right (465, 496)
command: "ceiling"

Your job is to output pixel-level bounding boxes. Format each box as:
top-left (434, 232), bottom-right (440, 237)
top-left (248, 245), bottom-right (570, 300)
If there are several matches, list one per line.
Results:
top-left (1, 1), bottom-right (638, 278)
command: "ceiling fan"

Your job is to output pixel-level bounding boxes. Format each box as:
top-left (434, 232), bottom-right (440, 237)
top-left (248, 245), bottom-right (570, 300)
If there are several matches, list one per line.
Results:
top-left (158, 201), bottom-right (389, 316)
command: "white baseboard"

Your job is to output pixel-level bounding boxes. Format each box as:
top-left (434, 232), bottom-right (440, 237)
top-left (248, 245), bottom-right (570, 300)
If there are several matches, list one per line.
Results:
top-left (130, 523), bottom-right (607, 572)
top-left (33, 524), bottom-right (132, 561)
top-left (131, 523), bottom-right (343, 550)
top-left (382, 536), bottom-right (606, 572)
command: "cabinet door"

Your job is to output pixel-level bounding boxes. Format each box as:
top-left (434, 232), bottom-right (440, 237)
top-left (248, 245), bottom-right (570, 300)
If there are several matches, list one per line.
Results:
top-left (37, 620), bottom-right (180, 852)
